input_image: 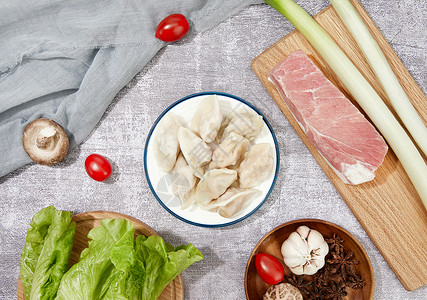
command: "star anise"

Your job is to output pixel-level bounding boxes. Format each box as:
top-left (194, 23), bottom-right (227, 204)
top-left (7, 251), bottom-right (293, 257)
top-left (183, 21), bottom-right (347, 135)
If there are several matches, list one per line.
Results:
top-left (307, 285), bottom-right (326, 300)
top-left (325, 280), bottom-right (348, 300)
top-left (323, 262), bottom-right (340, 279)
top-left (327, 250), bottom-right (358, 280)
top-left (287, 274), bottom-right (310, 295)
top-left (346, 274), bottom-right (366, 289)
top-left (326, 233), bottom-right (344, 254)
top-left (312, 268), bottom-right (330, 288)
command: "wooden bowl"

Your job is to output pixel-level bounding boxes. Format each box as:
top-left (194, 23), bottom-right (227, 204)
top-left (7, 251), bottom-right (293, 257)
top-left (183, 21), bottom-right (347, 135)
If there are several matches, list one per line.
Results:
top-left (244, 219), bottom-right (374, 299)
top-left (17, 211), bottom-right (183, 300)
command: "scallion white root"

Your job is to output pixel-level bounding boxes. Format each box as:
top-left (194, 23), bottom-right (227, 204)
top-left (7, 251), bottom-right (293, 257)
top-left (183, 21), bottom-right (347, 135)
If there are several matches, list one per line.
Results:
top-left (330, 0), bottom-right (427, 157)
top-left (264, 0), bottom-right (427, 208)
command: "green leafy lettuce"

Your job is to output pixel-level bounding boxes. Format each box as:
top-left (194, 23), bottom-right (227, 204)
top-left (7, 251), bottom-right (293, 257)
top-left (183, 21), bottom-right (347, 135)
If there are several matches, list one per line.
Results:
top-left (104, 235), bottom-right (204, 300)
top-left (55, 219), bottom-right (203, 300)
top-left (55, 219), bottom-right (135, 300)
top-left (20, 205), bottom-right (76, 300)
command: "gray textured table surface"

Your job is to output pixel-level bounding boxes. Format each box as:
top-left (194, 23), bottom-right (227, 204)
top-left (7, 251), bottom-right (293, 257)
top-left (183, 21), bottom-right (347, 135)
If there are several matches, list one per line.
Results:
top-left (1, 1), bottom-right (426, 299)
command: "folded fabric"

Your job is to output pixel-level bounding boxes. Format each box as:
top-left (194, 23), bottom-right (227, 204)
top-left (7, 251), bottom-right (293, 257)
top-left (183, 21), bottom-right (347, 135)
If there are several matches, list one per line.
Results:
top-left (0, 0), bottom-right (262, 177)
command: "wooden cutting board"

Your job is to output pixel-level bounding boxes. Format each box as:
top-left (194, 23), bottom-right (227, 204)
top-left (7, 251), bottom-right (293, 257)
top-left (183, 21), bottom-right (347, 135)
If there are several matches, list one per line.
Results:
top-left (17, 211), bottom-right (184, 300)
top-left (251, 0), bottom-right (427, 291)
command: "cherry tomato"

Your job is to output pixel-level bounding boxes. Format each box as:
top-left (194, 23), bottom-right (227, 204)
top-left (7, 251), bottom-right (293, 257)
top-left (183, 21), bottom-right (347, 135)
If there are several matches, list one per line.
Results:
top-left (255, 253), bottom-right (285, 285)
top-left (155, 14), bottom-right (190, 42)
top-left (85, 154), bottom-right (112, 181)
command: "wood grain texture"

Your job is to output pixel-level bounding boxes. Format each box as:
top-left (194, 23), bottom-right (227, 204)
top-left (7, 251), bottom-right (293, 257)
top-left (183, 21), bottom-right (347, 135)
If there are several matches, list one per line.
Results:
top-left (244, 219), bottom-right (374, 299)
top-left (17, 211), bottom-right (184, 300)
top-left (251, 0), bottom-right (427, 291)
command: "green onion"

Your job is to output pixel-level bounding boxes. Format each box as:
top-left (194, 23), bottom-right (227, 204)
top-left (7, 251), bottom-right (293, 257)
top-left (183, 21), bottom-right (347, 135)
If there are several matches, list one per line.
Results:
top-left (264, 0), bottom-right (427, 208)
top-left (330, 0), bottom-right (427, 157)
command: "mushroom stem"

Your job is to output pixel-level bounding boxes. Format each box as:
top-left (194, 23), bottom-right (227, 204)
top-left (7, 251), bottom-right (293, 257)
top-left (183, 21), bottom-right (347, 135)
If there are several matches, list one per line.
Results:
top-left (36, 127), bottom-right (59, 150)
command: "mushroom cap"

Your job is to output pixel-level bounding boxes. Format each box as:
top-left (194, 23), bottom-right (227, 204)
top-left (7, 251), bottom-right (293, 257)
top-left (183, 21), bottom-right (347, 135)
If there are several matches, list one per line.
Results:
top-left (22, 118), bottom-right (69, 166)
top-left (263, 283), bottom-right (303, 300)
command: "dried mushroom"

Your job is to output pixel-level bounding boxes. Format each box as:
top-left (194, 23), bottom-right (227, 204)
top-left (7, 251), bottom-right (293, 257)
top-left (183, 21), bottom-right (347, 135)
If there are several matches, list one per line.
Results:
top-left (263, 283), bottom-right (303, 300)
top-left (22, 118), bottom-right (69, 165)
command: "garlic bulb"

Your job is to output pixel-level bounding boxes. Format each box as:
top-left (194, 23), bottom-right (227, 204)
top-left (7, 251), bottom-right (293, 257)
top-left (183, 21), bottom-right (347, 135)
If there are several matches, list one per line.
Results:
top-left (281, 226), bottom-right (329, 275)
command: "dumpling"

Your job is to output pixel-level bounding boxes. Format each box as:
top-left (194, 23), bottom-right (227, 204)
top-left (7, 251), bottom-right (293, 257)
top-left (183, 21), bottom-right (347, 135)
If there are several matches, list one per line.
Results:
top-left (214, 112), bottom-right (232, 143)
top-left (195, 168), bottom-right (237, 206)
top-left (153, 113), bottom-right (182, 172)
top-left (239, 143), bottom-right (275, 188)
top-left (178, 127), bottom-right (212, 178)
top-left (222, 107), bottom-right (264, 141)
top-left (209, 132), bottom-right (249, 169)
top-left (217, 189), bottom-right (258, 218)
top-left (191, 94), bottom-right (223, 143)
top-left (170, 154), bottom-right (197, 209)
top-left (205, 187), bottom-right (258, 218)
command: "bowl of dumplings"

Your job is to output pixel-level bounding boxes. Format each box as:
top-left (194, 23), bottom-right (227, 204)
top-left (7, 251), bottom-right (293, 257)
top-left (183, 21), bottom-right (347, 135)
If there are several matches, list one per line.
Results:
top-left (144, 92), bottom-right (279, 227)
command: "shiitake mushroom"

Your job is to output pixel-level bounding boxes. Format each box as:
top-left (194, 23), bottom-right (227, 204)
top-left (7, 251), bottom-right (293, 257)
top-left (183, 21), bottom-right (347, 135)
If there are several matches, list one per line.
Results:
top-left (22, 118), bottom-right (69, 165)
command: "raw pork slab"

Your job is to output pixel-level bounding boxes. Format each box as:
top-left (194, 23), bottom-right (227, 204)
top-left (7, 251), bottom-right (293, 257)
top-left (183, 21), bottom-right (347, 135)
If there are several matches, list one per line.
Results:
top-left (268, 50), bottom-right (388, 185)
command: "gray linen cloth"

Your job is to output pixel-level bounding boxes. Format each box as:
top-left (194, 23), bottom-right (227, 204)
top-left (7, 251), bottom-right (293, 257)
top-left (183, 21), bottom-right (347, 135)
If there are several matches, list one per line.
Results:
top-left (0, 0), bottom-right (262, 177)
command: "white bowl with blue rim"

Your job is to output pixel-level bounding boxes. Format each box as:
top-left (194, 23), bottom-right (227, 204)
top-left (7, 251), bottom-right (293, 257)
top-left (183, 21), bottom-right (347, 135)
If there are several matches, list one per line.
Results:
top-left (144, 92), bottom-right (279, 227)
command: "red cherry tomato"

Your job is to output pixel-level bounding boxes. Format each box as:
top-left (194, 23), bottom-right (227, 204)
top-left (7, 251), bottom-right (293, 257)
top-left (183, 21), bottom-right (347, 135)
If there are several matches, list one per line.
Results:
top-left (85, 154), bottom-right (112, 181)
top-left (255, 253), bottom-right (285, 285)
top-left (155, 14), bottom-right (190, 42)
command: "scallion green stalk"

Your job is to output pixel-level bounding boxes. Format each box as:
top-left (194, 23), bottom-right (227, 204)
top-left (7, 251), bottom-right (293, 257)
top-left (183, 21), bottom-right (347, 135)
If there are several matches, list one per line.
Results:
top-left (264, 0), bottom-right (427, 208)
top-left (330, 0), bottom-right (427, 157)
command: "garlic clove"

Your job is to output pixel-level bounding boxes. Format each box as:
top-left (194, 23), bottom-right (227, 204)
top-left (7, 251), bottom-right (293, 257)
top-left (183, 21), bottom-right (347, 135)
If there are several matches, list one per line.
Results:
top-left (303, 261), bottom-right (318, 275)
top-left (282, 232), bottom-right (311, 268)
top-left (319, 241), bottom-right (329, 256)
top-left (284, 232), bottom-right (310, 255)
top-left (314, 258), bottom-right (325, 269)
top-left (296, 225), bottom-right (311, 239)
top-left (290, 265), bottom-right (304, 275)
top-left (283, 256), bottom-right (308, 268)
top-left (306, 228), bottom-right (327, 251)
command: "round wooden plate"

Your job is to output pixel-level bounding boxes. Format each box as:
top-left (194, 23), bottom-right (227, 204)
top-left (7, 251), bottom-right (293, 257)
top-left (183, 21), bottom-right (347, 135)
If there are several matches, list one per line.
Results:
top-left (245, 219), bottom-right (374, 300)
top-left (17, 211), bottom-right (184, 300)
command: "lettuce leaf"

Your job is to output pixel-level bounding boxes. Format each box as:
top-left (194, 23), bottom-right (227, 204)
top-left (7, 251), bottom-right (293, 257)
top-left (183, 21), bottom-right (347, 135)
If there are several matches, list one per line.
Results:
top-left (55, 219), bottom-right (134, 300)
top-left (54, 218), bottom-right (203, 300)
top-left (104, 235), bottom-right (204, 300)
top-left (20, 205), bottom-right (76, 300)
top-left (21, 208), bottom-right (203, 300)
